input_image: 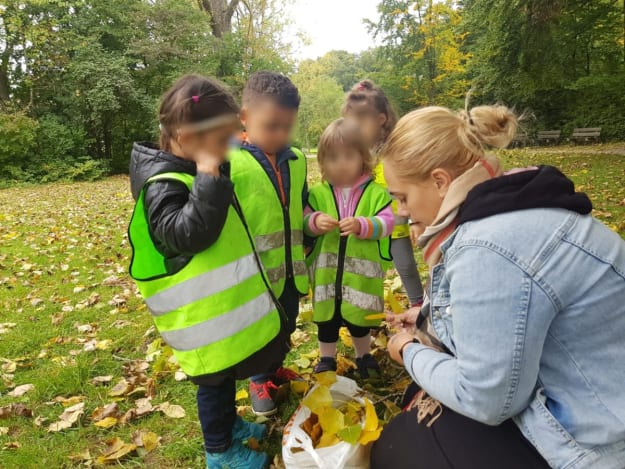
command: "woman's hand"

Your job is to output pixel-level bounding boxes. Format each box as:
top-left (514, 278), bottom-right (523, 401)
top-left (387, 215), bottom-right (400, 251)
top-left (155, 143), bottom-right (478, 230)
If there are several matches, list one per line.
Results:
top-left (386, 305), bottom-right (421, 331)
top-left (314, 213), bottom-right (339, 233)
top-left (339, 217), bottom-right (361, 236)
top-left (388, 331), bottom-right (417, 365)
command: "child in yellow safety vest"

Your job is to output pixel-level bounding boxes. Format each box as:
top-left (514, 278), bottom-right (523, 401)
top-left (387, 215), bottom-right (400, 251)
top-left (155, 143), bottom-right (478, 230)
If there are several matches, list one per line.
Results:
top-left (342, 80), bottom-right (425, 308)
top-left (229, 72), bottom-right (310, 417)
top-left (127, 75), bottom-right (290, 469)
top-left (305, 118), bottom-right (394, 378)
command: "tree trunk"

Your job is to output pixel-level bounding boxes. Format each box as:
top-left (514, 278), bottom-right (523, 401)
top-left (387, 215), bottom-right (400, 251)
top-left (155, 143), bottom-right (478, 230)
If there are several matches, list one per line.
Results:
top-left (0, 52), bottom-right (12, 105)
top-left (197, 0), bottom-right (241, 37)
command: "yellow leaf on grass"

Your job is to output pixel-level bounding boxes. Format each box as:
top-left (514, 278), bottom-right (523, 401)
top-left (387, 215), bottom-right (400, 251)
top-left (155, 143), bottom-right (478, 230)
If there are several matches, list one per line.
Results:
top-left (8, 383), bottom-right (34, 397)
top-left (47, 402), bottom-right (84, 433)
top-left (109, 378), bottom-right (133, 397)
top-left (96, 437), bottom-right (137, 464)
top-left (132, 429), bottom-right (161, 453)
top-left (94, 417), bottom-right (118, 428)
top-left (235, 389), bottom-right (249, 401)
top-left (302, 386), bottom-right (332, 414)
top-left (157, 402), bottom-right (185, 418)
top-left (318, 406), bottom-right (345, 435)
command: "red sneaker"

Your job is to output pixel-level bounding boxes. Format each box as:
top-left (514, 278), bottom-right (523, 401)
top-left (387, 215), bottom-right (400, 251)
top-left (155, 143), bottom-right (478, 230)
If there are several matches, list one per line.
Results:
top-left (249, 379), bottom-right (279, 416)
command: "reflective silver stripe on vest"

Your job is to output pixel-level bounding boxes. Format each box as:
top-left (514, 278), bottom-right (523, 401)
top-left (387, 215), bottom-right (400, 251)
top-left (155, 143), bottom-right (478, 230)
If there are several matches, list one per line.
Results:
top-left (266, 264), bottom-right (286, 284)
top-left (293, 260), bottom-right (307, 277)
top-left (255, 231), bottom-right (284, 253)
top-left (266, 260), bottom-right (307, 285)
top-left (313, 253), bottom-right (384, 279)
top-left (145, 253), bottom-right (259, 316)
top-left (255, 229), bottom-right (304, 254)
top-left (160, 291), bottom-right (275, 351)
top-left (291, 229), bottom-right (303, 246)
top-left (314, 284), bottom-right (384, 311)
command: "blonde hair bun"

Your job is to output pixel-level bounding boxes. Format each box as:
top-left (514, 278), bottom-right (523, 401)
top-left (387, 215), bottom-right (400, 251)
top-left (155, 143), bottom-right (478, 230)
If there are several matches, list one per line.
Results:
top-left (383, 104), bottom-right (518, 180)
top-left (460, 105), bottom-right (518, 149)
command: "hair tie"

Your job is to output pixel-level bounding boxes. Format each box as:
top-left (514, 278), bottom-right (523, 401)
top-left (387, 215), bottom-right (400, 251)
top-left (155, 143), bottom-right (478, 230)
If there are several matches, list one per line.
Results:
top-left (191, 95), bottom-right (200, 104)
top-left (357, 82), bottom-right (366, 91)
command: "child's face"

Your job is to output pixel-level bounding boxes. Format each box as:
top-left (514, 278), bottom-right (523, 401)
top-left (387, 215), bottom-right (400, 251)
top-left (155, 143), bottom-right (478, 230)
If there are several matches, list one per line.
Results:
top-left (322, 145), bottom-right (364, 187)
top-left (241, 100), bottom-right (298, 154)
top-left (344, 110), bottom-right (386, 148)
top-left (177, 122), bottom-right (240, 161)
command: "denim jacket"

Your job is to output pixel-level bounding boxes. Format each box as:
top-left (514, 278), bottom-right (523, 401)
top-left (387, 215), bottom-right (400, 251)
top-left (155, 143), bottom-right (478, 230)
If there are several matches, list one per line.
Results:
top-left (403, 208), bottom-right (625, 469)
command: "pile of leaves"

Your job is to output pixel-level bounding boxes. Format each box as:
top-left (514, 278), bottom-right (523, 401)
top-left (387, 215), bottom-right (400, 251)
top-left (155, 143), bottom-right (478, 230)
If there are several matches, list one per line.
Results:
top-left (298, 372), bottom-right (382, 449)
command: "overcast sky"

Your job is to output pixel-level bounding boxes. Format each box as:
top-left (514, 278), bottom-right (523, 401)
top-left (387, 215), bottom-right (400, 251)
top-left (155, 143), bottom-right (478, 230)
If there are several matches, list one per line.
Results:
top-left (287, 0), bottom-right (381, 60)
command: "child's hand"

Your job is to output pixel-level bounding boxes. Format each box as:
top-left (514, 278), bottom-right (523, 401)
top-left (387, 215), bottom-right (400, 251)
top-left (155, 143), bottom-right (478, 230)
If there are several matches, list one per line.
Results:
top-left (193, 151), bottom-right (223, 176)
top-left (339, 217), bottom-right (361, 236)
top-left (314, 213), bottom-right (339, 233)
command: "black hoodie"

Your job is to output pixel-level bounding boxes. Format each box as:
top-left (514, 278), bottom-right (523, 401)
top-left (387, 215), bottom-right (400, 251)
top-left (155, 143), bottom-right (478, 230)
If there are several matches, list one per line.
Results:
top-left (459, 165), bottom-right (592, 225)
top-left (129, 142), bottom-right (234, 271)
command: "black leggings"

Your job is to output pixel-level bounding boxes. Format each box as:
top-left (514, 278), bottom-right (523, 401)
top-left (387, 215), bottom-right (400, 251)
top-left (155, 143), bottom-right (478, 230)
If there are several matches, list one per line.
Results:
top-left (316, 307), bottom-right (370, 343)
top-left (371, 383), bottom-right (551, 469)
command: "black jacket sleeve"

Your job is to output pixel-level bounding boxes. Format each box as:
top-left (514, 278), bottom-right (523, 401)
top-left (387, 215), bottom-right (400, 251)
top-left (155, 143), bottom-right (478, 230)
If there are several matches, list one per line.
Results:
top-left (143, 172), bottom-right (234, 256)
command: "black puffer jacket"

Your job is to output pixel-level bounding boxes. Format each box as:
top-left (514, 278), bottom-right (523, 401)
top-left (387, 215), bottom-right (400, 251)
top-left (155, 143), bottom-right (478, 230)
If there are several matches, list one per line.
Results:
top-left (129, 142), bottom-right (289, 384)
top-left (130, 142), bottom-right (234, 272)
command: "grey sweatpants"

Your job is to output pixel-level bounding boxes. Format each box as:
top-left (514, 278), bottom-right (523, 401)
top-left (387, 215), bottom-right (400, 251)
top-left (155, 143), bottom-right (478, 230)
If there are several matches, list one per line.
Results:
top-left (391, 236), bottom-right (424, 305)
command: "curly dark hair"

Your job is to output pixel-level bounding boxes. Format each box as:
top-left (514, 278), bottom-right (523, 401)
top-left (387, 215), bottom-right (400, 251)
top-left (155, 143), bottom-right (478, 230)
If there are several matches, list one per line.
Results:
top-left (242, 71), bottom-right (301, 109)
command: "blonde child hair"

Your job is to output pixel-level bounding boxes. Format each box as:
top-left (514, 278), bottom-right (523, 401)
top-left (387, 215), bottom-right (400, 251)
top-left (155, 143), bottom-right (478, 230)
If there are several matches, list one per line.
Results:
top-left (383, 104), bottom-right (518, 180)
top-left (317, 118), bottom-right (378, 181)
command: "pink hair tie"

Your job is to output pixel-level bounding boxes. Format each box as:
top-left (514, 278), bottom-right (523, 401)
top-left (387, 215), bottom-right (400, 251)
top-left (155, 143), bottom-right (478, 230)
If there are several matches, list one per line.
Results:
top-left (191, 95), bottom-right (200, 104)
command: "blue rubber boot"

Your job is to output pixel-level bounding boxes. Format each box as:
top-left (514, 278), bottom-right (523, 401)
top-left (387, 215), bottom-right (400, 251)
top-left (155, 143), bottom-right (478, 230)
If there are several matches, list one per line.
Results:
top-left (232, 415), bottom-right (267, 442)
top-left (206, 440), bottom-right (268, 469)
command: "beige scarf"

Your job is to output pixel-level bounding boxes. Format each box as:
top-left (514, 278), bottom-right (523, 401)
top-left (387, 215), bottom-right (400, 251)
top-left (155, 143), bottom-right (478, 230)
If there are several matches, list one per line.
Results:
top-left (418, 154), bottom-right (503, 269)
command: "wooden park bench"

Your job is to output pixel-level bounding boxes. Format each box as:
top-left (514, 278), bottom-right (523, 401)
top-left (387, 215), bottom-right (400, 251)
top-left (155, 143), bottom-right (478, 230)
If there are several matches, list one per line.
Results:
top-left (570, 127), bottom-right (601, 144)
top-left (536, 130), bottom-right (561, 145)
top-left (510, 131), bottom-right (530, 148)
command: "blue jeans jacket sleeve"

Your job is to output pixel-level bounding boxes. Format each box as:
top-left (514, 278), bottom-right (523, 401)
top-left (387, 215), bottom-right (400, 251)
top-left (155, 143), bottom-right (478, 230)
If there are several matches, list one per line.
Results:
top-left (403, 245), bottom-right (557, 425)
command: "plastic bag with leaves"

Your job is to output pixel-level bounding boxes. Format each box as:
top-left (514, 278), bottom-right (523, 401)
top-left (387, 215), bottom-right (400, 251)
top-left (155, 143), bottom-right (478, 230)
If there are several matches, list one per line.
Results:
top-left (282, 375), bottom-right (381, 469)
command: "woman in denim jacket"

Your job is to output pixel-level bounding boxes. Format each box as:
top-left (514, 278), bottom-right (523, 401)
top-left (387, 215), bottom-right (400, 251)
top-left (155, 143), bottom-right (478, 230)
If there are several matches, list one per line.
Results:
top-left (371, 104), bottom-right (625, 469)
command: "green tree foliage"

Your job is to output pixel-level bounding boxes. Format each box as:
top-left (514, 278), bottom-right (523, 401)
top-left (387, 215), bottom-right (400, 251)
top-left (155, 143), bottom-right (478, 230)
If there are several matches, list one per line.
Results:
top-left (368, 0), bottom-right (470, 107)
top-left (0, 0), bottom-right (295, 184)
top-left (462, 0), bottom-right (625, 137)
top-left (291, 69), bottom-right (345, 150)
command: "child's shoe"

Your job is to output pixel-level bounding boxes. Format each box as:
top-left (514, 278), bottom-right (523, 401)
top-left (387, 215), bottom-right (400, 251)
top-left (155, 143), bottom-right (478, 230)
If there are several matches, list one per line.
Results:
top-left (313, 357), bottom-right (337, 374)
top-left (272, 366), bottom-right (305, 385)
top-left (356, 353), bottom-right (380, 379)
top-left (249, 378), bottom-right (280, 416)
top-left (232, 415), bottom-right (267, 442)
top-left (206, 440), bottom-right (268, 469)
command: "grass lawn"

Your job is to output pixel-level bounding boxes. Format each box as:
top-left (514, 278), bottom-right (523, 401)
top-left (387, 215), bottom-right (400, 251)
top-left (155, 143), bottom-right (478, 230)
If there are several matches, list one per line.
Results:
top-left (0, 144), bottom-right (624, 468)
